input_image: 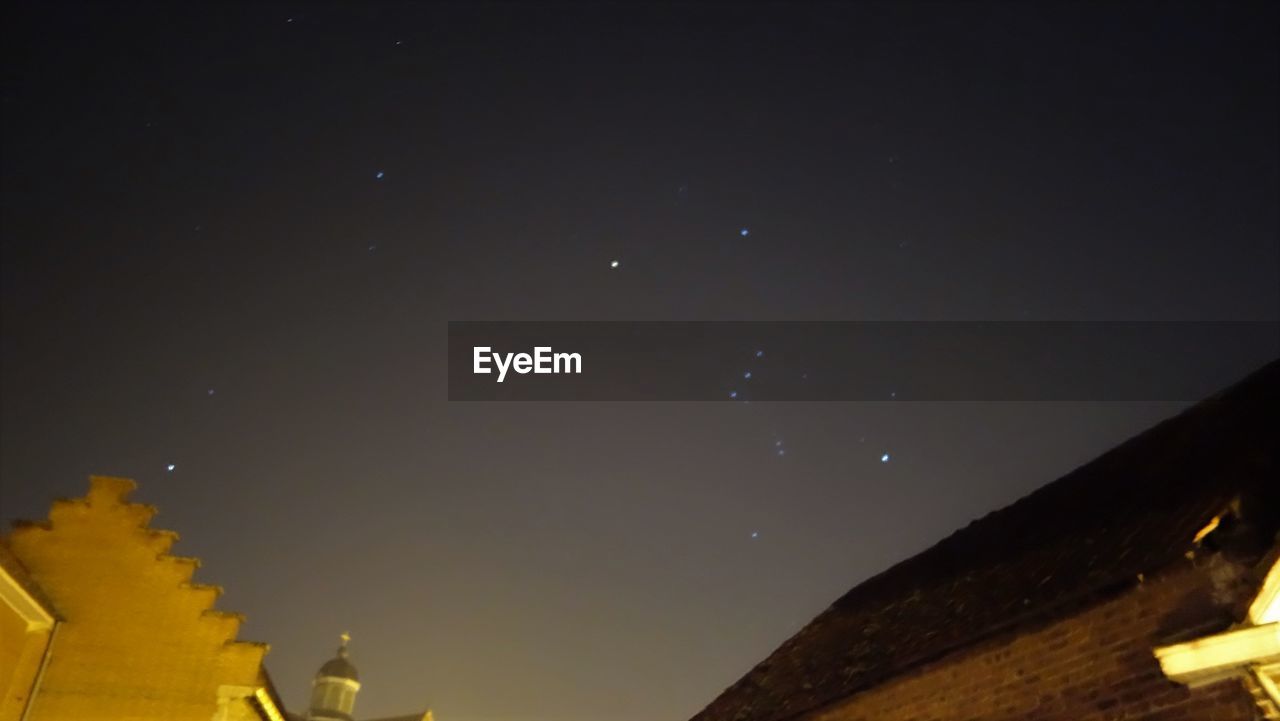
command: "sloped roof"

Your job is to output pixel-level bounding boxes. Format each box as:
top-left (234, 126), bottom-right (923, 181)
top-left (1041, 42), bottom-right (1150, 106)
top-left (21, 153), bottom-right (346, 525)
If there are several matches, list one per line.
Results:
top-left (693, 359), bottom-right (1280, 721)
top-left (0, 541), bottom-right (60, 620)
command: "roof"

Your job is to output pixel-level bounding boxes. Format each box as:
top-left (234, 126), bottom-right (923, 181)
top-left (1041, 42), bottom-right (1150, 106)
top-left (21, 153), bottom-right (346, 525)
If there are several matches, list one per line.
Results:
top-left (693, 359), bottom-right (1280, 721)
top-left (0, 541), bottom-right (60, 621)
top-left (318, 649), bottom-right (359, 682)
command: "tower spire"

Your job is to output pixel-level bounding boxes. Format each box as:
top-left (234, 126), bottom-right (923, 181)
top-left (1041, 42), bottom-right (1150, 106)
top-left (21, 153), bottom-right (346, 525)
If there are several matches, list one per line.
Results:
top-left (308, 631), bottom-right (361, 720)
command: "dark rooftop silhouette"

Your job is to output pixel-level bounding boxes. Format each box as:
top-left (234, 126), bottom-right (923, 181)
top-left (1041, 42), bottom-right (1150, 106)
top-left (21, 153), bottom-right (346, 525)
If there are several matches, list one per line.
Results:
top-left (693, 360), bottom-right (1280, 721)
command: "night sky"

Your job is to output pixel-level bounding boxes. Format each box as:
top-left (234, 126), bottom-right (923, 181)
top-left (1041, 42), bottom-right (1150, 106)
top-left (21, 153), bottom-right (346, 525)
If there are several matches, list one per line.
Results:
top-left (2, 3), bottom-right (1277, 721)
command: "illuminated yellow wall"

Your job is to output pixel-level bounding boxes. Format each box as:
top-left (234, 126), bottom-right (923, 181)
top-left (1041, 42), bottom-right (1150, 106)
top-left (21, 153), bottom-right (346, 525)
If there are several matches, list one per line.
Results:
top-left (0, 576), bottom-right (53, 721)
top-left (2, 476), bottom-right (271, 721)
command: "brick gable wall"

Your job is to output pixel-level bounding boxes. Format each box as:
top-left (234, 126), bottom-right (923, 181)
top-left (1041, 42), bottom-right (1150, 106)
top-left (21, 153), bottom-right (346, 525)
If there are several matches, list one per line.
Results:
top-left (806, 555), bottom-right (1262, 721)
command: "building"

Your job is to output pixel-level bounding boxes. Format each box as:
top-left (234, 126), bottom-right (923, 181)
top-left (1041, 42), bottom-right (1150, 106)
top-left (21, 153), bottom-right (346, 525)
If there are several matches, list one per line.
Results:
top-left (300, 634), bottom-right (433, 721)
top-left (692, 360), bottom-right (1280, 721)
top-left (0, 476), bottom-right (435, 721)
top-left (0, 476), bottom-right (288, 721)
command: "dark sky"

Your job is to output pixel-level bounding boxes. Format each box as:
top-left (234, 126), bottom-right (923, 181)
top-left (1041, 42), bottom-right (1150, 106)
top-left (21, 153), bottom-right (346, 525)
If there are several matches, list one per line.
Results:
top-left (1, 2), bottom-right (1277, 720)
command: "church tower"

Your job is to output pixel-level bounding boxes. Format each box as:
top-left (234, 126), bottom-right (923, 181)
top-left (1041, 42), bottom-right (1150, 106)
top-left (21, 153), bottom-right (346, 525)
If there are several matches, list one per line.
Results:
top-left (307, 633), bottom-right (361, 721)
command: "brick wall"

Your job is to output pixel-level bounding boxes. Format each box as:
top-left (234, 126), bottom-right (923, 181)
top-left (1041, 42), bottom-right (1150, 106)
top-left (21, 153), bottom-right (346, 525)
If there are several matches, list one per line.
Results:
top-left (808, 558), bottom-right (1261, 721)
top-left (0, 593), bottom-right (52, 721)
top-left (4, 476), bottom-right (271, 721)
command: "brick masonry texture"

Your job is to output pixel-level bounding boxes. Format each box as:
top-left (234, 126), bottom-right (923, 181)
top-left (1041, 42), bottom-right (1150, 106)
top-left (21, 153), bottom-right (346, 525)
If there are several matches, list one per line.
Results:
top-left (693, 361), bottom-right (1279, 721)
top-left (3, 476), bottom-right (269, 721)
top-left (807, 561), bottom-right (1259, 721)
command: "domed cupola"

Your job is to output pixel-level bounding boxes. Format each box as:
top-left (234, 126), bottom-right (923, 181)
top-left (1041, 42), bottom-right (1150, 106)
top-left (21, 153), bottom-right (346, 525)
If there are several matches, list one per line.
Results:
top-left (307, 633), bottom-right (362, 721)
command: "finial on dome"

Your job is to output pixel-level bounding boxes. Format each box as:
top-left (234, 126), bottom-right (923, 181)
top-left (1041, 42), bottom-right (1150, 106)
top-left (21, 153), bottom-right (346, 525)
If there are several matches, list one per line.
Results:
top-left (311, 631), bottom-right (361, 710)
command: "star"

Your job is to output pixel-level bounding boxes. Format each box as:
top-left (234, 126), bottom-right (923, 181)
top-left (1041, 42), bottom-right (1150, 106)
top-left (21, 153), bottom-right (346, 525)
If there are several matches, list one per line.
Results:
top-left (610, 260), bottom-right (619, 268)
top-left (755, 350), bottom-right (764, 358)
top-left (750, 531), bottom-right (759, 539)
top-left (743, 371), bottom-right (752, 379)
top-left (166, 464), bottom-right (176, 472)
top-left (207, 388), bottom-right (215, 396)
top-left (880, 453), bottom-right (890, 463)
top-left (777, 448), bottom-right (786, 456)
top-left (739, 227), bottom-right (750, 237)
top-left (728, 390), bottom-right (738, 399)
top-left (375, 171), bottom-right (385, 180)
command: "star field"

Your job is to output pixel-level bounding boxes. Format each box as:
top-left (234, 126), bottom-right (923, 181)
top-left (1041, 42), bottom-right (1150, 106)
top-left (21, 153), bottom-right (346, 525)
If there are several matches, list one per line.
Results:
top-left (1, 3), bottom-right (1276, 721)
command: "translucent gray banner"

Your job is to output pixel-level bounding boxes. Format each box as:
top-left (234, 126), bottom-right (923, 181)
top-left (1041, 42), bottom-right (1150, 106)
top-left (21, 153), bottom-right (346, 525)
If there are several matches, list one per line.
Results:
top-left (447, 321), bottom-right (1279, 401)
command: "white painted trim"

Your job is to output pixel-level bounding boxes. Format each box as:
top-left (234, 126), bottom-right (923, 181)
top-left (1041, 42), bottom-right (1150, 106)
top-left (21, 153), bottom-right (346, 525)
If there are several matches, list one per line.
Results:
top-left (211, 685), bottom-right (288, 721)
top-left (1154, 622), bottom-right (1280, 686)
top-left (213, 685), bottom-right (258, 721)
top-left (19, 621), bottom-right (59, 721)
top-left (253, 687), bottom-right (288, 721)
top-left (312, 675), bottom-right (361, 692)
top-left (1249, 557), bottom-right (1280, 625)
top-left (1250, 666), bottom-right (1280, 712)
top-left (0, 564), bottom-right (54, 631)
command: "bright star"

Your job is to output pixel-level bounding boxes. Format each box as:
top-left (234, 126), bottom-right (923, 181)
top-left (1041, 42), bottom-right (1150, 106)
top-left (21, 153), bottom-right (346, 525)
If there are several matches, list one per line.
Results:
top-left (740, 228), bottom-right (750, 237)
top-left (729, 390), bottom-right (738, 399)
top-left (166, 464), bottom-right (176, 472)
top-left (880, 453), bottom-right (890, 463)
top-left (743, 371), bottom-right (752, 379)
top-left (610, 260), bottom-right (619, 268)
